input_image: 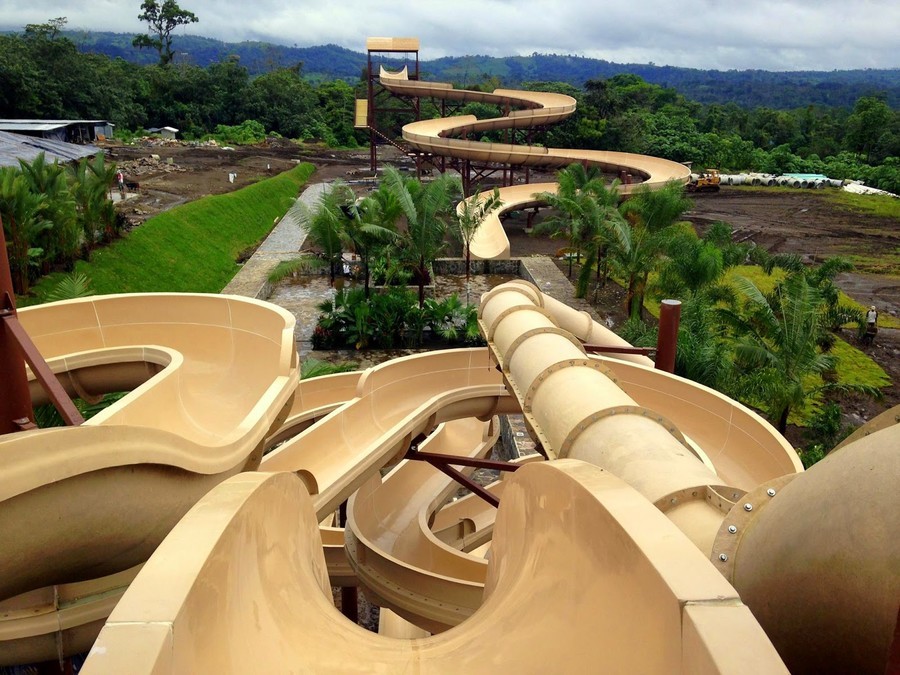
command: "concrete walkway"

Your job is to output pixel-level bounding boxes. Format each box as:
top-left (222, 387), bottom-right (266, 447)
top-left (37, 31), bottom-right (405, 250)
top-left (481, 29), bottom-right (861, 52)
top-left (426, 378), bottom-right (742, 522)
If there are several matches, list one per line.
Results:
top-left (222, 182), bottom-right (330, 299)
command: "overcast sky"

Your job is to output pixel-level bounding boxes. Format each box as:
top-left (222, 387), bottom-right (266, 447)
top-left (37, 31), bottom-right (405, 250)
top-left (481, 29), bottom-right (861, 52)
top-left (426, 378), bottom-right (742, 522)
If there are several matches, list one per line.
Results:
top-left (2, 0), bottom-right (899, 71)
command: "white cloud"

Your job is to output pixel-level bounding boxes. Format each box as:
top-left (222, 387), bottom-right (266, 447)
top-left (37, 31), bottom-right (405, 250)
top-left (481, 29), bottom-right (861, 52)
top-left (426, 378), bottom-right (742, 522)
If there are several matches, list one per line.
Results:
top-left (1, 0), bottom-right (898, 71)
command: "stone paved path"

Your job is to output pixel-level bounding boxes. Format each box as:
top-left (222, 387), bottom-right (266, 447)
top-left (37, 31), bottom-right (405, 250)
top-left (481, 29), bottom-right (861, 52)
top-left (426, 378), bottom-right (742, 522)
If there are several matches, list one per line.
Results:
top-left (222, 182), bottom-right (329, 299)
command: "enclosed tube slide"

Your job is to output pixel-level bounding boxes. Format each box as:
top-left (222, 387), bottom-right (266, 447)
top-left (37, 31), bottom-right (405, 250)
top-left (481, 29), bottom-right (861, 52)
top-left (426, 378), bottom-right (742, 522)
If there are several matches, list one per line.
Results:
top-left (477, 280), bottom-right (799, 554)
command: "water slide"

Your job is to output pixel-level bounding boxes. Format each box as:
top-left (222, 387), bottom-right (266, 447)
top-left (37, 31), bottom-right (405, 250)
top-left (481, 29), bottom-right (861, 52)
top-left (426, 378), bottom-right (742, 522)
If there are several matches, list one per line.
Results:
top-left (340, 279), bottom-right (801, 635)
top-left (77, 279), bottom-right (898, 673)
top-left (260, 348), bottom-right (518, 519)
top-left (0, 293), bottom-right (299, 662)
top-left (2, 38), bottom-right (897, 671)
top-left (83, 467), bottom-right (787, 674)
top-left (2, 279), bottom-right (895, 671)
top-left (376, 65), bottom-right (692, 260)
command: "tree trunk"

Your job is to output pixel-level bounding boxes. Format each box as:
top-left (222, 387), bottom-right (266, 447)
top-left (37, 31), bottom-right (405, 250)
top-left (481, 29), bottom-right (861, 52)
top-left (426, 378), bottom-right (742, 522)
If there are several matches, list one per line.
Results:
top-left (363, 251), bottom-right (370, 299)
top-left (777, 407), bottom-right (790, 435)
top-left (418, 255), bottom-right (426, 308)
top-left (465, 246), bottom-right (471, 305)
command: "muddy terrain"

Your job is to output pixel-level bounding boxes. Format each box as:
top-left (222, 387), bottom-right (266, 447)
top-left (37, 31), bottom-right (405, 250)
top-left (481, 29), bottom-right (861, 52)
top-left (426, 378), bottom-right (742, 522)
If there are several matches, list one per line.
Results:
top-left (102, 140), bottom-right (899, 424)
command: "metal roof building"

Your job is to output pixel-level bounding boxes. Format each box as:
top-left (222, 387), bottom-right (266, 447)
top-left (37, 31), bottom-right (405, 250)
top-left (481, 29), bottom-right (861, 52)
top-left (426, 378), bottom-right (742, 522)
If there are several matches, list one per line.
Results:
top-left (0, 130), bottom-right (98, 168)
top-left (0, 119), bottom-right (115, 143)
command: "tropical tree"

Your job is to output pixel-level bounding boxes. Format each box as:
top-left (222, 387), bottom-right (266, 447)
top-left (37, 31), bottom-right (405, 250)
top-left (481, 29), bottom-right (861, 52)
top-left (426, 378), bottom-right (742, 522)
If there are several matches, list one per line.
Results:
top-left (612, 181), bottom-right (693, 318)
top-left (535, 164), bottom-right (604, 267)
top-left (652, 222), bottom-right (746, 305)
top-left (456, 186), bottom-right (502, 303)
top-left (382, 168), bottom-right (462, 306)
top-left (754, 250), bottom-right (862, 337)
top-left (725, 274), bottom-right (879, 434)
top-left (133, 0), bottom-right (199, 67)
top-left (633, 222), bottom-right (746, 392)
top-left (0, 167), bottom-right (49, 294)
top-left (68, 154), bottom-right (118, 253)
top-left (18, 153), bottom-right (80, 271)
top-left (342, 181), bottom-right (402, 298)
top-left (535, 163), bottom-right (625, 297)
top-left (300, 182), bottom-right (351, 286)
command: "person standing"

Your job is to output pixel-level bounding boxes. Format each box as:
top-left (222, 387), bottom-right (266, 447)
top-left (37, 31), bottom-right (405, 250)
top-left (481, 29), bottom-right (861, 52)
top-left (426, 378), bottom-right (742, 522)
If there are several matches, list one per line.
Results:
top-left (863, 305), bottom-right (878, 345)
top-left (116, 170), bottom-right (126, 196)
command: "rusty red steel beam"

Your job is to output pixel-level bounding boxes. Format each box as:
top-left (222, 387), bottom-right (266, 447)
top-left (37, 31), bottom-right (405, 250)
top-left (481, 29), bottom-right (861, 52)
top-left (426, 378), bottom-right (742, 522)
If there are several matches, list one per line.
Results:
top-left (583, 344), bottom-right (655, 356)
top-left (405, 449), bottom-right (520, 473)
top-left (409, 454), bottom-right (500, 509)
top-left (1, 312), bottom-right (84, 427)
top-left (0, 217), bottom-right (36, 434)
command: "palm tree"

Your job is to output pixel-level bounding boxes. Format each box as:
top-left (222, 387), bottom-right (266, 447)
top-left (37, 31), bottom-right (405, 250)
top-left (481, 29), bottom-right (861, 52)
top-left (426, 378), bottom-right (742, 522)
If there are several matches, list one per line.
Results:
top-left (300, 182), bottom-right (353, 286)
top-left (725, 273), bottom-right (880, 434)
top-left (18, 153), bottom-right (80, 272)
top-left (342, 182), bottom-right (401, 298)
top-left (68, 153), bottom-right (118, 253)
top-left (652, 224), bottom-right (746, 305)
top-left (753, 250), bottom-right (861, 337)
top-left (612, 181), bottom-right (693, 318)
top-left (456, 186), bottom-right (502, 303)
top-left (85, 153), bottom-right (119, 242)
top-left (0, 168), bottom-right (50, 294)
top-left (534, 163), bottom-right (616, 285)
top-left (382, 168), bottom-right (462, 307)
top-left (645, 224), bottom-right (748, 392)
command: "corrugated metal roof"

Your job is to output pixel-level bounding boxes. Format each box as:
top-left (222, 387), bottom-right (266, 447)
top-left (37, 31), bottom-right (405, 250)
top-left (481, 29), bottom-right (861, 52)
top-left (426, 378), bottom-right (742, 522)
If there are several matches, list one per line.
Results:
top-left (0, 119), bottom-right (113, 125)
top-left (0, 123), bottom-right (66, 132)
top-left (0, 130), bottom-right (98, 168)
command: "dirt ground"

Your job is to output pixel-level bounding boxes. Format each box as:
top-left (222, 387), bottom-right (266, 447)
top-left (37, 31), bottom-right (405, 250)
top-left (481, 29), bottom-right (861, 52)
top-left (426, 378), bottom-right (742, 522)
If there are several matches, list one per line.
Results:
top-left (103, 140), bottom-right (899, 427)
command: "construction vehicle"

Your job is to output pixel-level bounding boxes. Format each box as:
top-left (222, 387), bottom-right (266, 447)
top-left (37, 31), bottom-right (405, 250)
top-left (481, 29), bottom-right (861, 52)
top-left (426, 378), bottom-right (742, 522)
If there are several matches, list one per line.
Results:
top-left (687, 169), bottom-right (721, 192)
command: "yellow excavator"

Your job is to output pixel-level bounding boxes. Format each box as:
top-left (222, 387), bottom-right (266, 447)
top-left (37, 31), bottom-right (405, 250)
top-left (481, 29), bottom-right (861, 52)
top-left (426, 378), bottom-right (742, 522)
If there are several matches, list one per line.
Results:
top-left (687, 169), bottom-right (721, 192)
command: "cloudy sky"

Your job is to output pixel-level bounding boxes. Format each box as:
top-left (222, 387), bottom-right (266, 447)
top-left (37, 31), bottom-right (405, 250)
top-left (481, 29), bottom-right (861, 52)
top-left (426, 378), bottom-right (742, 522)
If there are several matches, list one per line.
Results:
top-left (3, 0), bottom-right (899, 71)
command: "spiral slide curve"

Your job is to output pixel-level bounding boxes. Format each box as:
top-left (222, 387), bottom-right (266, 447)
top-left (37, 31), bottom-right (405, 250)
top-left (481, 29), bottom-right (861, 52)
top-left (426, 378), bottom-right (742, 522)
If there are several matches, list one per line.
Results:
top-left (377, 65), bottom-right (692, 260)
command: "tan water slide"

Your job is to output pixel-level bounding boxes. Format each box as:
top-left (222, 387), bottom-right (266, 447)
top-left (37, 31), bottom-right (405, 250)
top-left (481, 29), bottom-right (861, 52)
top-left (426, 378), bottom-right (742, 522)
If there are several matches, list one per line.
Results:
top-left (260, 348), bottom-right (518, 519)
top-left (2, 38), bottom-right (897, 671)
top-left (376, 64), bottom-right (692, 259)
top-left (83, 466), bottom-right (787, 673)
top-left (0, 294), bottom-right (299, 662)
top-left (79, 278), bottom-right (897, 673)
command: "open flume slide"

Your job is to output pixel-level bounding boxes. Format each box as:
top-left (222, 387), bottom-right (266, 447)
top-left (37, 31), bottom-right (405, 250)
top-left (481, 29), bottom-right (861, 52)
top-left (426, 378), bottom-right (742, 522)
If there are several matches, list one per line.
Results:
top-left (0, 294), bottom-right (298, 662)
top-left (377, 64), bottom-right (692, 260)
top-left (0, 565), bottom-right (141, 666)
top-left (345, 416), bottom-right (500, 632)
top-left (82, 466), bottom-right (787, 674)
top-left (9, 276), bottom-right (893, 671)
top-left (264, 370), bottom-right (363, 448)
top-left (260, 348), bottom-right (518, 520)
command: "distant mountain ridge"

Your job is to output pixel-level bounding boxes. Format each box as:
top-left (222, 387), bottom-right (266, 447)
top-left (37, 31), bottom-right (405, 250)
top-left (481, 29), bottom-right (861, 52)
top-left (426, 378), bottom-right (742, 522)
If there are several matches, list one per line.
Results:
top-left (57, 30), bottom-right (900, 109)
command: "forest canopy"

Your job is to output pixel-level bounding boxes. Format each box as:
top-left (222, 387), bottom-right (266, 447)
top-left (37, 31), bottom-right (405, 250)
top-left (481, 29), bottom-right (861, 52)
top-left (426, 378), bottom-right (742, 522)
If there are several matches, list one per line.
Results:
top-left (0, 24), bottom-right (897, 192)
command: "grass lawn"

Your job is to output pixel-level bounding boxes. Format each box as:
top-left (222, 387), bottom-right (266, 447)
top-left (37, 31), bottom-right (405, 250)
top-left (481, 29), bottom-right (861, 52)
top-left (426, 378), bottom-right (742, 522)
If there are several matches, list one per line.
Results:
top-left (26, 163), bottom-right (315, 301)
top-left (726, 265), bottom-right (900, 329)
top-left (824, 190), bottom-right (900, 220)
